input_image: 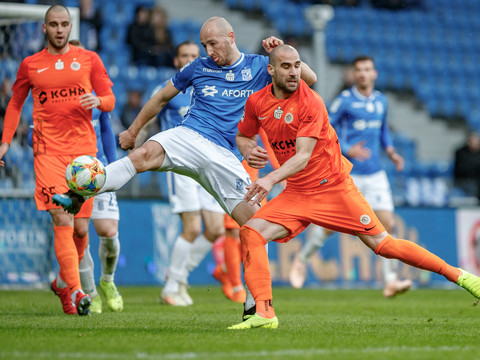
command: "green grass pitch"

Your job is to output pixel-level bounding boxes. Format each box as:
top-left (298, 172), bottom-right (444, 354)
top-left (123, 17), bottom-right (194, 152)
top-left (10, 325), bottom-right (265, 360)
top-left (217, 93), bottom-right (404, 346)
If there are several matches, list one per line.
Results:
top-left (0, 286), bottom-right (478, 360)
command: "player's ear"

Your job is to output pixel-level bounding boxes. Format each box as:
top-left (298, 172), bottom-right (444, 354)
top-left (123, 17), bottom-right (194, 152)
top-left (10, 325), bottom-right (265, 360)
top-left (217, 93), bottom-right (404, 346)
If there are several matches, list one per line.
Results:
top-left (42, 23), bottom-right (47, 34)
top-left (267, 64), bottom-right (274, 76)
top-left (228, 31), bottom-right (235, 44)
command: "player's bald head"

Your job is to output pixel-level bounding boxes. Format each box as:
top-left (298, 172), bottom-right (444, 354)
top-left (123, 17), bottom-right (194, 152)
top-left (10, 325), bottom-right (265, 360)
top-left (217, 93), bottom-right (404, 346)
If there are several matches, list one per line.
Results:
top-left (44, 4), bottom-right (70, 24)
top-left (200, 17), bottom-right (233, 38)
top-left (269, 44), bottom-right (299, 67)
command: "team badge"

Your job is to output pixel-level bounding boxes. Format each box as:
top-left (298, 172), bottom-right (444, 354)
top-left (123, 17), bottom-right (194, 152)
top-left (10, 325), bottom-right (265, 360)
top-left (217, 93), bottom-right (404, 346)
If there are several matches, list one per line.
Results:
top-left (375, 101), bottom-right (384, 114)
top-left (71, 60), bottom-right (81, 71)
top-left (365, 102), bottom-right (375, 113)
top-left (284, 113), bottom-right (293, 124)
top-left (226, 70), bottom-right (235, 81)
top-left (236, 179), bottom-right (244, 191)
top-left (241, 68), bottom-right (252, 81)
top-left (55, 59), bottom-right (64, 70)
top-left (240, 110), bottom-right (245, 123)
top-left (274, 106), bottom-right (283, 119)
top-left (360, 215), bottom-right (371, 225)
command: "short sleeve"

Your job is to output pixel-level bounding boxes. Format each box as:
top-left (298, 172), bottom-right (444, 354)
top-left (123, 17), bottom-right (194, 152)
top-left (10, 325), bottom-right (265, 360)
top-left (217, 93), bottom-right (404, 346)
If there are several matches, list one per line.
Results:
top-left (238, 95), bottom-right (260, 137)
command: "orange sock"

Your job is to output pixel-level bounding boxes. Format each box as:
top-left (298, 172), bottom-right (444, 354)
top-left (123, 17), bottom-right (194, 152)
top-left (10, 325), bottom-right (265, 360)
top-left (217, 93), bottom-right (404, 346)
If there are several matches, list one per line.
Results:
top-left (239, 225), bottom-right (273, 309)
top-left (256, 299), bottom-right (275, 319)
top-left (54, 226), bottom-right (81, 293)
top-left (375, 235), bottom-right (461, 283)
top-left (224, 235), bottom-right (243, 288)
top-left (74, 233), bottom-right (88, 264)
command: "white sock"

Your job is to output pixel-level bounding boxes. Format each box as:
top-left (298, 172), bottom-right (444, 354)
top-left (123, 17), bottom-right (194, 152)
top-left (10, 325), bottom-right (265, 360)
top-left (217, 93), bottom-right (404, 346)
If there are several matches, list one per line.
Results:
top-left (79, 244), bottom-right (98, 297)
top-left (99, 234), bottom-right (120, 282)
top-left (382, 258), bottom-right (399, 283)
top-left (164, 236), bottom-right (192, 293)
top-left (184, 234), bottom-right (213, 279)
top-left (98, 157), bottom-right (137, 195)
top-left (299, 226), bottom-right (330, 263)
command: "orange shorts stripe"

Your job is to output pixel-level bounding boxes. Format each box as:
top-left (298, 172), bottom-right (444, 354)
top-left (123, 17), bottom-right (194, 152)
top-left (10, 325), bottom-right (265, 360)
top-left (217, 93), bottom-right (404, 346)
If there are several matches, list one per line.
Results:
top-left (252, 176), bottom-right (385, 243)
top-left (34, 154), bottom-right (94, 217)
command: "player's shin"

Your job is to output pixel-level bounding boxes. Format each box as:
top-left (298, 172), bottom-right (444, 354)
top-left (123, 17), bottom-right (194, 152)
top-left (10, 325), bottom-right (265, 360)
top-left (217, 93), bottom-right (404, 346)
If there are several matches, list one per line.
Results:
top-left (54, 226), bottom-right (82, 293)
top-left (375, 235), bottom-right (461, 283)
top-left (97, 157), bottom-right (137, 195)
top-left (240, 225), bottom-right (275, 318)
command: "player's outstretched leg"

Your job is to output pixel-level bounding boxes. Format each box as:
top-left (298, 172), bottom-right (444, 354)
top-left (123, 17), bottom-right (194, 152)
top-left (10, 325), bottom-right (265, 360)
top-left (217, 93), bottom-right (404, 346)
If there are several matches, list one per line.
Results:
top-left (52, 190), bottom-right (85, 215)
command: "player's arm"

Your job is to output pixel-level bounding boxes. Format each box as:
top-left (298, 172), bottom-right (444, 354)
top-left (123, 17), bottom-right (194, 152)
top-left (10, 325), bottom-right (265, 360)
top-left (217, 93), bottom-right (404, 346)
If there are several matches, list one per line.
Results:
top-left (0, 62), bottom-right (30, 166)
top-left (99, 111), bottom-right (117, 163)
top-left (244, 136), bottom-right (317, 204)
top-left (119, 81), bottom-right (180, 150)
top-left (236, 130), bottom-right (269, 169)
top-left (380, 104), bottom-right (403, 171)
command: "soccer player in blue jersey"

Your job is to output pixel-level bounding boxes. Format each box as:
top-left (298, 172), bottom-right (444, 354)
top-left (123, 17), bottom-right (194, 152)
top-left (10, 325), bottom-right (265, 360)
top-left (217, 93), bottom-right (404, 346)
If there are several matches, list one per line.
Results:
top-left (289, 55), bottom-right (412, 297)
top-left (146, 41), bottom-right (225, 306)
top-left (79, 106), bottom-right (123, 313)
top-left (53, 16), bottom-right (316, 316)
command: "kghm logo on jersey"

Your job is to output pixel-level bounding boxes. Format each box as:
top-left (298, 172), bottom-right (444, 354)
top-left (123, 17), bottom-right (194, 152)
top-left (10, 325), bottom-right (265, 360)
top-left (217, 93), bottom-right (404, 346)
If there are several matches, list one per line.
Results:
top-left (274, 106), bottom-right (283, 119)
top-left (285, 113), bottom-right (293, 124)
top-left (226, 70), bottom-right (235, 81)
top-left (241, 68), bottom-right (252, 81)
top-left (202, 85), bottom-right (218, 97)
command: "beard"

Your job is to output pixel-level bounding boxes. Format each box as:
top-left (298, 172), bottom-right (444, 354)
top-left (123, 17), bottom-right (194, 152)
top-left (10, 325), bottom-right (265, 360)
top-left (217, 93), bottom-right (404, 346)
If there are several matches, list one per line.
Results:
top-left (47, 32), bottom-right (69, 50)
top-left (275, 76), bottom-right (299, 94)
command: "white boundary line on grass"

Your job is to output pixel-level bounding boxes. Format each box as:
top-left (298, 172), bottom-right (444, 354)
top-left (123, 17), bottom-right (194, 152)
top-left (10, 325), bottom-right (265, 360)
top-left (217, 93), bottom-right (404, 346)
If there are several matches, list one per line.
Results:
top-left (1, 346), bottom-right (475, 359)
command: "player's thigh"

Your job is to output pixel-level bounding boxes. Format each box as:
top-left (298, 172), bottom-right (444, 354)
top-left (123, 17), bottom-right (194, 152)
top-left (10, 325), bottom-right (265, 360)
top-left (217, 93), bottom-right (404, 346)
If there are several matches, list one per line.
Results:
top-left (92, 218), bottom-right (119, 238)
top-left (246, 217), bottom-right (290, 242)
top-left (200, 209), bottom-right (225, 241)
top-left (128, 140), bottom-right (165, 172)
top-left (34, 154), bottom-right (93, 217)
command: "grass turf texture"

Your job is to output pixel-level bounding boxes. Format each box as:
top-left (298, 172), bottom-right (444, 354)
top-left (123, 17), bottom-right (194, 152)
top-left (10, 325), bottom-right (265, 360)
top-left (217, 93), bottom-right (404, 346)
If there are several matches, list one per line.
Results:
top-left (0, 286), bottom-right (478, 360)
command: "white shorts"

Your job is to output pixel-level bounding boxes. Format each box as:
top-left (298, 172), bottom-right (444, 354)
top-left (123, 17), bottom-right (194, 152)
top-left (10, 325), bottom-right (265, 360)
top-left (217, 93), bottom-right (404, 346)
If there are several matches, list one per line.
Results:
top-left (91, 192), bottom-right (120, 221)
top-left (351, 170), bottom-right (394, 212)
top-left (149, 127), bottom-right (250, 215)
top-left (167, 171), bottom-right (225, 214)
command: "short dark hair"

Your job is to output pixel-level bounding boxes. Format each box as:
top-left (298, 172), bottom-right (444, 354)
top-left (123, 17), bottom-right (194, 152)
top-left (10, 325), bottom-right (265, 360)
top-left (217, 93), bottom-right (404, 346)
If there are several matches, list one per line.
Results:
top-left (44, 4), bottom-right (70, 24)
top-left (175, 41), bottom-right (198, 57)
top-left (353, 55), bottom-right (375, 66)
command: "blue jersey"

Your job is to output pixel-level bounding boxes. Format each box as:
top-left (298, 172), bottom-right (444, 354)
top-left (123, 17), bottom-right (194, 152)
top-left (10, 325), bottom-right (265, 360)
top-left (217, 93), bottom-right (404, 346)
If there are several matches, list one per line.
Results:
top-left (91, 108), bottom-right (117, 166)
top-left (329, 86), bottom-right (393, 175)
top-left (171, 53), bottom-right (271, 159)
top-left (152, 80), bottom-right (193, 131)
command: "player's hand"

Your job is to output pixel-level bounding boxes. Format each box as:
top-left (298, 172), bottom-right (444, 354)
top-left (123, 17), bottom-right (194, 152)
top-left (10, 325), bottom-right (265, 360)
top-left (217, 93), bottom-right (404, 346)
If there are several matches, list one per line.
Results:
top-left (347, 140), bottom-right (370, 161)
top-left (390, 152), bottom-right (404, 171)
top-left (119, 129), bottom-right (137, 150)
top-left (246, 146), bottom-right (269, 169)
top-left (0, 143), bottom-right (9, 167)
top-left (79, 93), bottom-right (101, 110)
top-left (245, 176), bottom-right (274, 204)
top-left (262, 36), bottom-right (284, 53)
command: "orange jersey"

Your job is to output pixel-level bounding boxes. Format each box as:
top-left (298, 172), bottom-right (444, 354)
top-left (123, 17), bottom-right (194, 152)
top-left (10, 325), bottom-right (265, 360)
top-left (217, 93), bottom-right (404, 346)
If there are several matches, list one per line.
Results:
top-left (239, 79), bottom-right (352, 192)
top-left (2, 45), bottom-right (114, 156)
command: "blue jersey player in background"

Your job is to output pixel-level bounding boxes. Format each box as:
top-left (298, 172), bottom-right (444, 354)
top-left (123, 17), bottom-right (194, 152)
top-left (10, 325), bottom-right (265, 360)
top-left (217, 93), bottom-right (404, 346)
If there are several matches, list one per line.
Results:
top-left (53, 16), bottom-right (317, 321)
top-left (79, 106), bottom-right (124, 313)
top-left (290, 56), bottom-right (413, 298)
top-left (145, 41), bottom-right (226, 307)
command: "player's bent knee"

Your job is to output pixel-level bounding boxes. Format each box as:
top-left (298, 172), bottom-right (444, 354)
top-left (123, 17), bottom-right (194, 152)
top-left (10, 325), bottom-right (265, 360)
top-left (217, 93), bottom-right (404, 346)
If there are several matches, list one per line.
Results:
top-left (128, 141), bottom-right (165, 172)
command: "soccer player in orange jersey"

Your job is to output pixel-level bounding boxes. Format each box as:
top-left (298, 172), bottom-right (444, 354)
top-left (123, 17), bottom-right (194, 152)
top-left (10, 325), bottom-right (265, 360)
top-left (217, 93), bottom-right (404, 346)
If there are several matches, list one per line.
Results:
top-left (0, 5), bottom-right (115, 316)
top-left (228, 44), bottom-right (480, 329)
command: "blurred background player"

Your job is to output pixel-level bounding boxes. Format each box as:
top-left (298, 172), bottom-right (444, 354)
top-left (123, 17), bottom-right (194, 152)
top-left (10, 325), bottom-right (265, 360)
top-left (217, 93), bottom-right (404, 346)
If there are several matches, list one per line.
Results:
top-left (141, 41), bottom-right (225, 306)
top-left (0, 5), bottom-right (115, 315)
top-left (453, 129), bottom-right (480, 201)
top-left (289, 55), bottom-right (412, 297)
